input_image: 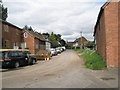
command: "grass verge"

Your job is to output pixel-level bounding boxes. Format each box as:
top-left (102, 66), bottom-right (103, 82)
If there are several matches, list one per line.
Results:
top-left (74, 49), bottom-right (106, 70)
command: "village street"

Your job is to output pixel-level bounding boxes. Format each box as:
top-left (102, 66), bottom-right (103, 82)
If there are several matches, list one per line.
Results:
top-left (1, 50), bottom-right (118, 88)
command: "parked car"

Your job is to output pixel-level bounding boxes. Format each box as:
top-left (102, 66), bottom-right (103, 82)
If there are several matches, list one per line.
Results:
top-left (49, 48), bottom-right (57, 56)
top-left (61, 46), bottom-right (66, 51)
top-left (56, 48), bottom-right (61, 54)
top-left (0, 49), bottom-right (37, 68)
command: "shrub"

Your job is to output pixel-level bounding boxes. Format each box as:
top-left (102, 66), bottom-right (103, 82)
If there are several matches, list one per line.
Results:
top-left (74, 49), bottom-right (106, 70)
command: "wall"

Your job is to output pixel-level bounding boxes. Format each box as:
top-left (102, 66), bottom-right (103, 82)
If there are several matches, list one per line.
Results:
top-left (104, 2), bottom-right (119, 67)
top-left (2, 23), bottom-right (22, 49)
top-left (0, 22), bottom-right (2, 49)
top-left (34, 38), bottom-right (40, 54)
top-left (118, 1), bottom-right (120, 66)
top-left (23, 32), bottom-right (35, 54)
top-left (95, 11), bottom-right (106, 62)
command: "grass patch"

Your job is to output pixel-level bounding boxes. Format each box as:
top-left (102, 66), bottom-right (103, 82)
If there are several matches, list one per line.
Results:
top-left (74, 49), bottom-right (106, 70)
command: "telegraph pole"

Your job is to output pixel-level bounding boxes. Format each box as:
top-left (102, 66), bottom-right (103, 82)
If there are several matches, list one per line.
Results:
top-left (80, 31), bottom-right (82, 49)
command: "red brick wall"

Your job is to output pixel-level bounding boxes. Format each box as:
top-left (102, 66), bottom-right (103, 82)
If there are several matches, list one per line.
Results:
top-left (34, 38), bottom-right (40, 54)
top-left (104, 2), bottom-right (119, 67)
top-left (95, 1), bottom-right (119, 67)
top-left (23, 32), bottom-right (35, 54)
top-left (118, 1), bottom-right (120, 66)
top-left (2, 23), bottom-right (22, 49)
top-left (95, 12), bottom-right (106, 62)
top-left (23, 31), bottom-right (46, 54)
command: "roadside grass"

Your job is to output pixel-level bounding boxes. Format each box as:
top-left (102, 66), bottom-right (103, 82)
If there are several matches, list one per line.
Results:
top-left (74, 49), bottom-right (106, 70)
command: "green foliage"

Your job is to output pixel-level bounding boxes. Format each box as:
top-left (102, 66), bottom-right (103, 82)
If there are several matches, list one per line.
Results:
top-left (42, 32), bottom-right (66, 48)
top-left (23, 25), bottom-right (33, 31)
top-left (55, 34), bottom-right (61, 41)
top-left (0, 4), bottom-right (8, 21)
top-left (74, 49), bottom-right (84, 53)
top-left (23, 25), bottom-right (29, 30)
top-left (42, 33), bottom-right (49, 37)
top-left (48, 32), bottom-right (60, 48)
top-left (60, 39), bottom-right (66, 46)
top-left (74, 49), bottom-right (106, 70)
top-left (85, 41), bottom-right (95, 49)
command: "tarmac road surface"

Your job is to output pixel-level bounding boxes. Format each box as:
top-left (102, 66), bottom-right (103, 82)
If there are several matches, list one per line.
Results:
top-left (1, 50), bottom-right (118, 88)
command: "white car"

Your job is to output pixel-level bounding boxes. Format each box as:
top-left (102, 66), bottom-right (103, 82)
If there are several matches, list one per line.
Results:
top-left (62, 46), bottom-right (66, 51)
top-left (50, 48), bottom-right (57, 56)
top-left (56, 48), bottom-right (61, 54)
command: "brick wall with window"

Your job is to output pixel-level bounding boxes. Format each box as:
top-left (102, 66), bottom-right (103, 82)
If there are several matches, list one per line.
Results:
top-left (23, 32), bottom-right (35, 54)
top-left (1, 21), bottom-right (22, 49)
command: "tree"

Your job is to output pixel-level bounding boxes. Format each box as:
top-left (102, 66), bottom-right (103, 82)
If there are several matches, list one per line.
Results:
top-left (55, 34), bottom-right (61, 41)
top-left (85, 41), bottom-right (95, 49)
top-left (23, 25), bottom-right (33, 31)
top-left (48, 32), bottom-right (60, 48)
top-left (42, 32), bottom-right (50, 37)
top-left (0, 4), bottom-right (8, 21)
top-left (60, 39), bottom-right (66, 46)
top-left (23, 25), bottom-right (29, 30)
top-left (28, 26), bottom-right (33, 31)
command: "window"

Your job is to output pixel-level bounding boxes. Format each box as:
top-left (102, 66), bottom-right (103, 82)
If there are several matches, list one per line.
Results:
top-left (18, 51), bottom-right (25, 56)
top-left (24, 32), bottom-right (28, 38)
top-left (35, 44), bottom-right (39, 49)
top-left (0, 52), bottom-right (3, 58)
top-left (40, 41), bottom-right (45, 45)
top-left (10, 51), bottom-right (19, 57)
top-left (21, 42), bottom-right (26, 49)
top-left (4, 40), bottom-right (9, 48)
top-left (4, 25), bottom-right (9, 32)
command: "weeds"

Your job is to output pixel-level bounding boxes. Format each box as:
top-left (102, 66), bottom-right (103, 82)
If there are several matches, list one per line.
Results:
top-left (74, 49), bottom-right (106, 70)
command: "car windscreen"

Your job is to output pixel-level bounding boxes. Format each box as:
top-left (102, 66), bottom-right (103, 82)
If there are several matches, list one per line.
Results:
top-left (0, 52), bottom-right (3, 58)
top-left (0, 51), bottom-right (10, 58)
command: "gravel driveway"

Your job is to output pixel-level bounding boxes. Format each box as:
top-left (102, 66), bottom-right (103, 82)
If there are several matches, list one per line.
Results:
top-left (1, 50), bottom-right (118, 88)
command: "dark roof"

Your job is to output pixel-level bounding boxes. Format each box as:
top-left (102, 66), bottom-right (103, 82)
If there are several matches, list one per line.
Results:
top-left (67, 42), bottom-right (74, 46)
top-left (1, 20), bottom-right (23, 31)
top-left (93, 0), bottom-right (111, 36)
top-left (74, 37), bottom-right (87, 43)
top-left (25, 30), bottom-right (46, 41)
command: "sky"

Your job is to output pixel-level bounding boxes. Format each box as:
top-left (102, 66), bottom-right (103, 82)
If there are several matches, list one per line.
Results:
top-left (3, 0), bottom-right (107, 42)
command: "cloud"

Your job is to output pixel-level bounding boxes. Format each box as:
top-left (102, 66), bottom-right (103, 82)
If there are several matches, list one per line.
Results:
top-left (3, 0), bottom-right (106, 41)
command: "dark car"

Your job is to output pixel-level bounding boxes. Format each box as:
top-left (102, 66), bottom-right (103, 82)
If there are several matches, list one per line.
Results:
top-left (0, 50), bottom-right (37, 68)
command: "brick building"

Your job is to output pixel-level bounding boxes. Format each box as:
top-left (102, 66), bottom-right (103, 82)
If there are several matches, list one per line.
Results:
top-left (1, 20), bottom-right (23, 49)
top-left (94, 1), bottom-right (120, 67)
top-left (118, 2), bottom-right (120, 65)
top-left (22, 30), bottom-right (46, 54)
top-left (73, 37), bottom-right (88, 49)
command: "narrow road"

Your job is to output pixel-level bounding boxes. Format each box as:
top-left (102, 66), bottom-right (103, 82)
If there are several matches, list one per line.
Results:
top-left (1, 50), bottom-right (118, 88)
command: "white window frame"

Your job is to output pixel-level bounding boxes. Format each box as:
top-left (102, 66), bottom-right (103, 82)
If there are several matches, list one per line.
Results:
top-left (4, 25), bottom-right (9, 32)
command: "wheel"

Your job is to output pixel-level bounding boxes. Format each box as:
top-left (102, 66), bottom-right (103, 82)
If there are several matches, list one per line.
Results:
top-left (32, 59), bottom-right (36, 65)
top-left (14, 62), bottom-right (19, 68)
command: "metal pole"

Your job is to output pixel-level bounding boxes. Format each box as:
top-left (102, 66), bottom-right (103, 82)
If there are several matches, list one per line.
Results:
top-left (80, 31), bottom-right (82, 49)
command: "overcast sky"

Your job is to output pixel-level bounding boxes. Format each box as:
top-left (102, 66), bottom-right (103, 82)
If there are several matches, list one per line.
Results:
top-left (3, 0), bottom-right (107, 41)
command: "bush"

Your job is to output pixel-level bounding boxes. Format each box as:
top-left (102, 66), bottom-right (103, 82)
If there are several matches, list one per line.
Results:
top-left (74, 49), bottom-right (106, 70)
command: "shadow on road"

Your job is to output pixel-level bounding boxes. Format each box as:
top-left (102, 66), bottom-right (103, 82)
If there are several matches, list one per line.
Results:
top-left (0, 63), bottom-right (38, 72)
top-left (0, 67), bottom-right (25, 72)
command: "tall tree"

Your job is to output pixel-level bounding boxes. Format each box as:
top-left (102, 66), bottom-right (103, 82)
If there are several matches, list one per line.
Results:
top-left (23, 25), bottom-right (33, 31)
top-left (60, 39), bottom-right (66, 46)
top-left (28, 26), bottom-right (33, 31)
top-left (48, 32), bottom-right (60, 48)
top-left (0, 4), bottom-right (8, 21)
top-left (55, 34), bottom-right (61, 41)
top-left (23, 25), bottom-right (29, 30)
